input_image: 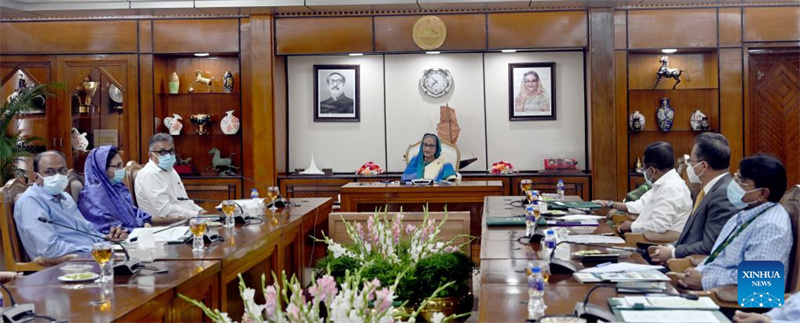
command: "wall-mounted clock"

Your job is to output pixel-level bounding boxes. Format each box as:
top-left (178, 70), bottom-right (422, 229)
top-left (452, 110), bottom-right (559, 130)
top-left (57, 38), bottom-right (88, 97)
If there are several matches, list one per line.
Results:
top-left (420, 68), bottom-right (452, 98)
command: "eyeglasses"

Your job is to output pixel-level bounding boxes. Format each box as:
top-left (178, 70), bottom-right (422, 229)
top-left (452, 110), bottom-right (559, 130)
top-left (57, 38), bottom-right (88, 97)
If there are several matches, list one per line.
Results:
top-left (732, 173), bottom-right (755, 188)
top-left (328, 79), bottom-right (345, 85)
top-left (39, 167), bottom-right (69, 177)
top-left (422, 143), bottom-right (437, 149)
top-left (150, 149), bottom-right (175, 156)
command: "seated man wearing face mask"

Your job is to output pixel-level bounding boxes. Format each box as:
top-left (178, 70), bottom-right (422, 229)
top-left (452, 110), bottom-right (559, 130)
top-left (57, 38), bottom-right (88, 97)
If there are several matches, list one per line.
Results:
top-left (134, 133), bottom-right (204, 219)
top-left (14, 151), bottom-right (128, 260)
top-left (594, 142), bottom-right (692, 237)
top-left (676, 154), bottom-right (792, 291)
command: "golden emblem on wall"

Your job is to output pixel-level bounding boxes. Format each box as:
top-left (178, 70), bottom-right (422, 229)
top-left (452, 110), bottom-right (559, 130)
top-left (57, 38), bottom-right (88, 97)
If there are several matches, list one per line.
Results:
top-left (413, 16), bottom-right (447, 50)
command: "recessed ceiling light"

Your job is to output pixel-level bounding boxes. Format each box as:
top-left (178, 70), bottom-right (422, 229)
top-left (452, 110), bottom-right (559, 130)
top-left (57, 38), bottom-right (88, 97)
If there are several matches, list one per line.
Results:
top-left (426, 51), bottom-right (441, 55)
top-left (501, 49), bottom-right (517, 53)
top-left (194, 53), bottom-right (210, 57)
top-left (349, 53), bottom-right (364, 56)
top-left (661, 49), bottom-right (678, 54)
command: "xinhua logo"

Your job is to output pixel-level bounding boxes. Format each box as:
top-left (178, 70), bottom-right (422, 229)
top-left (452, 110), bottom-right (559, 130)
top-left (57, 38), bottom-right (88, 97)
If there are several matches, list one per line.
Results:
top-left (737, 261), bottom-right (785, 308)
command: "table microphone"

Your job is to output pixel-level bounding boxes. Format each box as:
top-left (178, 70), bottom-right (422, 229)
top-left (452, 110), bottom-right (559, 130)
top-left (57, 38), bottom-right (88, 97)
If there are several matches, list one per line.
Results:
top-left (548, 240), bottom-right (644, 275)
top-left (574, 283), bottom-right (699, 322)
top-left (238, 175), bottom-right (295, 208)
top-left (177, 197), bottom-right (256, 224)
top-left (37, 217), bottom-right (143, 275)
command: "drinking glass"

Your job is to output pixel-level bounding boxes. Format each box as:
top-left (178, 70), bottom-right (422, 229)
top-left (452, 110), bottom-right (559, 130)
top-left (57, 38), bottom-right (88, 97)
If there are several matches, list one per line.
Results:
top-left (189, 218), bottom-right (208, 252)
top-left (266, 186), bottom-right (280, 212)
top-left (520, 179), bottom-right (533, 194)
top-left (91, 242), bottom-right (113, 305)
top-left (222, 200), bottom-right (236, 228)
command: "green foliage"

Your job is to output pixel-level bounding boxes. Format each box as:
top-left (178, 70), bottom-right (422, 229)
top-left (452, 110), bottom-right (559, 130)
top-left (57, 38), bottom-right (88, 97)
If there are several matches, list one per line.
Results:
top-left (413, 252), bottom-right (474, 298)
top-left (315, 254), bottom-right (360, 285)
top-left (0, 84), bottom-right (55, 183)
top-left (360, 257), bottom-right (417, 301)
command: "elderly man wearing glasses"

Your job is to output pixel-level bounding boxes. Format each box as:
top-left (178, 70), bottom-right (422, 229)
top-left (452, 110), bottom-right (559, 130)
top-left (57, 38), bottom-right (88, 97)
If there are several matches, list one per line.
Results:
top-left (14, 151), bottom-right (128, 260)
top-left (134, 133), bottom-right (204, 219)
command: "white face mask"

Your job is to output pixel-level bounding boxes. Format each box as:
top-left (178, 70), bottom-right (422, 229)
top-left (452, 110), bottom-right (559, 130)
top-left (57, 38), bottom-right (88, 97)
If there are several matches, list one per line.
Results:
top-left (687, 161), bottom-right (706, 183)
top-left (39, 173), bottom-right (68, 195)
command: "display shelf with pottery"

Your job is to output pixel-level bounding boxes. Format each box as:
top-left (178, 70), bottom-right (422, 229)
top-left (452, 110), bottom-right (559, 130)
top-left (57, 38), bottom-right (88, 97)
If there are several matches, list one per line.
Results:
top-left (220, 110), bottom-right (240, 135)
top-left (628, 111), bottom-right (646, 132)
top-left (656, 97), bottom-right (675, 132)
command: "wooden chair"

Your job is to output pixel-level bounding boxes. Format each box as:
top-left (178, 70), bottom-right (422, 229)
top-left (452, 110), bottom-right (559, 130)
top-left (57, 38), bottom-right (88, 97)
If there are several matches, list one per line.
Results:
top-left (124, 161), bottom-right (144, 206)
top-left (66, 169), bottom-right (84, 203)
top-left (404, 139), bottom-right (461, 173)
top-left (328, 211), bottom-right (472, 258)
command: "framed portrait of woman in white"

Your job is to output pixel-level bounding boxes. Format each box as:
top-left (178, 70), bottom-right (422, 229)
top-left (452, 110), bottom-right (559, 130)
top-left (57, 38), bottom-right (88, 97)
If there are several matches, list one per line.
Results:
top-left (314, 64), bottom-right (360, 122)
top-left (508, 62), bottom-right (556, 121)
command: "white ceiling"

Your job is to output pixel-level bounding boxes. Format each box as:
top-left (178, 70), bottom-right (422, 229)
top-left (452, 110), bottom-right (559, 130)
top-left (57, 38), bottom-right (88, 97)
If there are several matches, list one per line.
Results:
top-left (0, 0), bottom-right (798, 19)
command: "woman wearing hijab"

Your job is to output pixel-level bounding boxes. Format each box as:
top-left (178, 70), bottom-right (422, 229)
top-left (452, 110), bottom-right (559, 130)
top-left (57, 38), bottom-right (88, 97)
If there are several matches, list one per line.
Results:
top-left (78, 145), bottom-right (157, 233)
top-left (514, 70), bottom-right (551, 113)
top-left (402, 133), bottom-right (457, 182)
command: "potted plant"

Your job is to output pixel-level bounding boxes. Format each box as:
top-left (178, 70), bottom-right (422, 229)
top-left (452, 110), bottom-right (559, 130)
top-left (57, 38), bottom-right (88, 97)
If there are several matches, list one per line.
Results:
top-left (1, 84), bottom-right (50, 183)
top-left (413, 252), bottom-right (475, 322)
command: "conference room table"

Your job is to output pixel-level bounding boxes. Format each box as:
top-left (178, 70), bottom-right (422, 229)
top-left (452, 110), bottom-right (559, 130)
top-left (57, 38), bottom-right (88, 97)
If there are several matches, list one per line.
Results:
top-left (477, 196), bottom-right (668, 322)
top-left (3, 197), bottom-right (334, 322)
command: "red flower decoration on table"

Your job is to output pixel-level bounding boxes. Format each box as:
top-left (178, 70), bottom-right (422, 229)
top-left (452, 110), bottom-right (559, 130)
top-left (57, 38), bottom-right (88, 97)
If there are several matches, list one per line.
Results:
top-left (356, 162), bottom-right (384, 175)
top-left (491, 160), bottom-right (514, 174)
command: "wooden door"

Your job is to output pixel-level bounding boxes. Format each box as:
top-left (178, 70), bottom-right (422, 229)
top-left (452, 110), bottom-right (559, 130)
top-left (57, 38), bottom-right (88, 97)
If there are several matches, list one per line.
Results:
top-left (748, 51), bottom-right (800, 186)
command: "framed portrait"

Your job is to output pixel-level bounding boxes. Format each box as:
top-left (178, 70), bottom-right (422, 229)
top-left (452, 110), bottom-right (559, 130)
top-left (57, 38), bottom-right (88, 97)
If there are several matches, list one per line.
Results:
top-left (508, 62), bottom-right (556, 121)
top-left (313, 65), bottom-right (360, 122)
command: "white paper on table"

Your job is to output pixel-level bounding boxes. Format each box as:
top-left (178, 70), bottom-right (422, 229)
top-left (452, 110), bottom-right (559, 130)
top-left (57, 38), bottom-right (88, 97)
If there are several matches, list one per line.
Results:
top-left (139, 230), bottom-right (154, 248)
top-left (565, 235), bottom-right (626, 244)
top-left (645, 297), bottom-right (719, 310)
top-left (559, 215), bottom-right (605, 221)
top-left (579, 263), bottom-right (664, 273)
top-left (127, 226), bottom-right (189, 243)
top-left (620, 310), bottom-right (720, 323)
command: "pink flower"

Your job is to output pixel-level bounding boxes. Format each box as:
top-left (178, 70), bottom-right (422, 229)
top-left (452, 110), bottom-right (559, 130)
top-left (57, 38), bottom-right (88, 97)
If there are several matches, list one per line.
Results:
top-left (310, 275), bottom-right (338, 304)
top-left (443, 246), bottom-right (459, 253)
top-left (355, 223), bottom-right (365, 242)
top-left (286, 303), bottom-right (300, 321)
top-left (264, 285), bottom-right (278, 317)
top-left (405, 224), bottom-right (416, 235)
top-left (374, 288), bottom-right (394, 313)
top-left (365, 278), bottom-right (381, 301)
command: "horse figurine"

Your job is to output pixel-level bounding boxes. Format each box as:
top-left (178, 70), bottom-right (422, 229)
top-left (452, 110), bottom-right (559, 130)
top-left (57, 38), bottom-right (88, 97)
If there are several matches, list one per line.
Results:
top-left (653, 56), bottom-right (690, 89)
top-left (194, 70), bottom-right (215, 92)
top-left (208, 147), bottom-right (238, 175)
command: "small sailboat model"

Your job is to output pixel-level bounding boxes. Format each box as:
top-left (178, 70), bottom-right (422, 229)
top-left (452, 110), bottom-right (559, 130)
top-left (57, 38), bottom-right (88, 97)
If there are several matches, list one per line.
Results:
top-left (437, 104), bottom-right (477, 169)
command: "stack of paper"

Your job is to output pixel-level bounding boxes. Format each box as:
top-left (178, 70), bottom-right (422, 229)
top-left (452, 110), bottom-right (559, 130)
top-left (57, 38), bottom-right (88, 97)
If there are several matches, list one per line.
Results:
top-left (620, 310), bottom-right (720, 323)
top-left (579, 263), bottom-right (664, 273)
top-left (614, 296), bottom-right (719, 310)
top-left (127, 226), bottom-right (189, 243)
top-left (566, 235), bottom-right (626, 244)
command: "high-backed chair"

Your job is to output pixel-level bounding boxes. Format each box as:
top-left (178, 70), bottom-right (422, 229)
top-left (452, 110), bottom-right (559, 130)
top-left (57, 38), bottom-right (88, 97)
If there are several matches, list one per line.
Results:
top-left (404, 139), bottom-right (461, 173)
top-left (66, 169), bottom-right (84, 203)
top-left (124, 161), bottom-right (144, 207)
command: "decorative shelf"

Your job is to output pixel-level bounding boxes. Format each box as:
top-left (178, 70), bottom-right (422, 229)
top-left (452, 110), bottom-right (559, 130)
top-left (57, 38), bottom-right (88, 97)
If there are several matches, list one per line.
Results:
top-left (160, 92), bottom-right (240, 97)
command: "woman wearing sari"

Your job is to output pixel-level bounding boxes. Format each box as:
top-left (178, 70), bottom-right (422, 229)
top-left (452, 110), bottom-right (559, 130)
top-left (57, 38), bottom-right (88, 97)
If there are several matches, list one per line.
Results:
top-left (514, 70), bottom-right (551, 114)
top-left (402, 133), bottom-right (457, 182)
top-left (78, 145), bottom-right (174, 233)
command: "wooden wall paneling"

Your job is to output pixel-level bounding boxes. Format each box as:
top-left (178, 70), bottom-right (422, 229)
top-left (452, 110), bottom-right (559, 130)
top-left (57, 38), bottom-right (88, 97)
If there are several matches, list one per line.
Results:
top-left (245, 15), bottom-right (277, 188)
top-left (719, 8), bottom-right (742, 47)
top-left (628, 89), bottom-right (718, 132)
top-left (628, 52), bottom-right (719, 90)
top-left (275, 17), bottom-right (373, 55)
top-left (153, 19), bottom-right (240, 54)
top-left (614, 10), bottom-right (627, 50)
top-left (629, 131), bottom-right (699, 167)
top-left (0, 56), bottom-right (56, 152)
top-left (487, 11), bottom-right (588, 49)
top-left (374, 14), bottom-right (486, 52)
top-left (615, 51), bottom-right (629, 197)
top-left (116, 291), bottom-right (172, 322)
top-left (744, 7), bottom-right (800, 42)
top-left (589, 8), bottom-right (616, 201)
top-left (627, 9), bottom-right (717, 49)
top-left (182, 177), bottom-right (241, 210)
top-left (274, 55), bottom-right (288, 174)
top-left (139, 20), bottom-right (153, 53)
top-left (719, 48), bottom-right (743, 173)
top-left (0, 21), bottom-right (137, 54)
top-left (171, 262), bottom-right (221, 323)
top-left (140, 54), bottom-right (155, 163)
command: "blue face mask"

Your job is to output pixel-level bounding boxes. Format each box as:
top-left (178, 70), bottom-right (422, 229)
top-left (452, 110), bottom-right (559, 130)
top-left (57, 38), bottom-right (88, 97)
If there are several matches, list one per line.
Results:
top-left (156, 153), bottom-right (176, 171)
top-left (111, 169), bottom-right (125, 184)
top-left (727, 181), bottom-right (762, 210)
top-left (643, 167), bottom-right (654, 186)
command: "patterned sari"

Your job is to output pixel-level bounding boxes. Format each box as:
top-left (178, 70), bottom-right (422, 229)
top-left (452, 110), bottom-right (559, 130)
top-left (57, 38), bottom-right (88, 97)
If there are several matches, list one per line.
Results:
top-left (402, 134), bottom-right (457, 182)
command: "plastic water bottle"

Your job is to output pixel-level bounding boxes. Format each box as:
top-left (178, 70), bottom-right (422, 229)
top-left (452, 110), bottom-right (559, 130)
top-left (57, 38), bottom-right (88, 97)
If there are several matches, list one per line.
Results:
top-left (528, 266), bottom-right (546, 320)
top-left (250, 188), bottom-right (259, 199)
top-left (525, 204), bottom-right (537, 237)
top-left (556, 179), bottom-right (565, 201)
top-left (543, 230), bottom-right (557, 259)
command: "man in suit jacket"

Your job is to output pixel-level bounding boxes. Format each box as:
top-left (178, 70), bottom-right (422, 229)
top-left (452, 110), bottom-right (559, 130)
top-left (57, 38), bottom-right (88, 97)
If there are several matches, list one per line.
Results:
top-left (320, 72), bottom-right (354, 114)
top-left (648, 133), bottom-right (739, 263)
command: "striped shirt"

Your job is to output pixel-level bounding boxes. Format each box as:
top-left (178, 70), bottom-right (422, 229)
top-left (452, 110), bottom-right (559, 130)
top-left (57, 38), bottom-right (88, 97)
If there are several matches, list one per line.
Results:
top-left (696, 202), bottom-right (793, 291)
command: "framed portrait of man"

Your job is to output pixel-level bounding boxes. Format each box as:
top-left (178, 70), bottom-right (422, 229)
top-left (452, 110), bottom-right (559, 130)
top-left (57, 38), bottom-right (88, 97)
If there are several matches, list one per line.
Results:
top-left (314, 65), bottom-right (360, 122)
top-left (508, 62), bottom-right (556, 121)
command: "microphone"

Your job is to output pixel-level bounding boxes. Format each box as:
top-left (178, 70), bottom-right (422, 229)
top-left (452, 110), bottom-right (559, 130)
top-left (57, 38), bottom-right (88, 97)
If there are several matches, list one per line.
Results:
top-left (177, 197), bottom-right (256, 224)
top-left (239, 175), bottom-right (296, 208)
top-left (574, 284), bottom-right (699, 322)
top-left (548, 240), bottom-right (643, 274)
top-left (0, 282), bottom-right (35, 323)
top-left (37, 217), bottom-right (143, 275)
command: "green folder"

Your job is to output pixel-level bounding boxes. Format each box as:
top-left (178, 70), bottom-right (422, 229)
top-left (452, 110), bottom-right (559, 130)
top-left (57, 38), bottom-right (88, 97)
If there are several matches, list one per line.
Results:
top-left (547, 201), bottom-right (603, 211)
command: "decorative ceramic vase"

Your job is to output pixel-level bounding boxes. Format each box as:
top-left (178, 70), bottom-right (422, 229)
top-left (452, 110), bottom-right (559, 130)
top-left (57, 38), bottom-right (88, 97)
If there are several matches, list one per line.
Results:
top-left (690, 109), bottom-right (710, 131)
top-left (628, 110), bottom-right (646, 132)
top-left (220, 110), bottom-right (240, 135)
top-left (71, 127), bottom-right (89, 152)
top-left (223, 71), bottom-right (234, 93)
top-left (190, 114), bottom-right (212, 135)
top-left (169, 72), bottom-right (180, 94)
top-left (656, 97), bottom-right (675, 132)
top-left (163, 114), bottom-right (183, 135)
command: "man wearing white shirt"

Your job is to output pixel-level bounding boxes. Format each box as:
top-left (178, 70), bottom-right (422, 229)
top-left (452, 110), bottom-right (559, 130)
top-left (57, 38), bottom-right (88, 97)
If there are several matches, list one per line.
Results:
top-left (596, 142), bottom-right (692, 238)
top-left (135, 133), bottom-right (204, 219)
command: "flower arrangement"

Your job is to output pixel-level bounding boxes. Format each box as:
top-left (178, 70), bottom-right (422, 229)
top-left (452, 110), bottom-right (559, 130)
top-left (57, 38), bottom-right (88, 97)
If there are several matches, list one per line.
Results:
top-left (490, 160), bottom-right (514, 174)
top-left (179, 270), bottom-right (463, 323)
top-left (356, 162), bottom-right (385, 175)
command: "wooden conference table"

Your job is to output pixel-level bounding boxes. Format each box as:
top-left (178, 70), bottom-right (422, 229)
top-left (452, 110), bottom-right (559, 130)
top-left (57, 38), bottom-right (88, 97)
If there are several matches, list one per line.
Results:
top-left (4, 197), bottom-right (333, 322)
top-left (477, 196), bottom-right (666, 322)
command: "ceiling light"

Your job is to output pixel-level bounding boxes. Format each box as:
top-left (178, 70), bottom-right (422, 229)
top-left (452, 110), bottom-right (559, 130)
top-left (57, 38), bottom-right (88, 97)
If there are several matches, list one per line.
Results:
top-left (426, 51), bottom-right (441, 55)
top-left (194, 53), bottom-right (210, 57)
top-left (661, 49), bottom-right (678, 54)
top-left (501, 49), bottom-right (517, 53)
top-left (349, 53), bottom-right (364, 56)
